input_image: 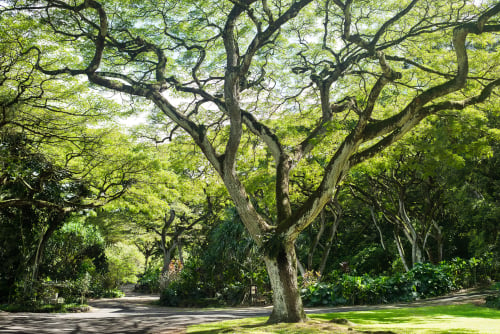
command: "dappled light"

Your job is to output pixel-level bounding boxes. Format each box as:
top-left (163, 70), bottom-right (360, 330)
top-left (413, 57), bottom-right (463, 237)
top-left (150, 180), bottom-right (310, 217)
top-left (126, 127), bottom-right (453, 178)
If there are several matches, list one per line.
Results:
top-left (1, 0), bottom-right (499, 331)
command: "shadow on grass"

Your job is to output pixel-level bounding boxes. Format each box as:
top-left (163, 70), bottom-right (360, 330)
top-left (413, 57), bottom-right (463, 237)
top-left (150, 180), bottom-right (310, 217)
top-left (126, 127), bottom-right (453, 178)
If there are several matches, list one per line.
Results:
top-left (312, 304), bottom-right (500, 325)
top-left (187, 322), bottom-right (269, 334)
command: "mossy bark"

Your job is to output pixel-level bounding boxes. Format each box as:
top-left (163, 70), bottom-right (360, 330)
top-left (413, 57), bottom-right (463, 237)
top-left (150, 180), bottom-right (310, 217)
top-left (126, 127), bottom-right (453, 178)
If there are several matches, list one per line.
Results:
top-left (265, 242), bottom-right (307, 324)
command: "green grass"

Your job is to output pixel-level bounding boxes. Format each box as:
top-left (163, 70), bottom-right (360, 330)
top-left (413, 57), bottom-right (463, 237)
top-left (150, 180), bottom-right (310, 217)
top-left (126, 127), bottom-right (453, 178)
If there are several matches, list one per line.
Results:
top-left (187, 304), bottom-right (500, 334)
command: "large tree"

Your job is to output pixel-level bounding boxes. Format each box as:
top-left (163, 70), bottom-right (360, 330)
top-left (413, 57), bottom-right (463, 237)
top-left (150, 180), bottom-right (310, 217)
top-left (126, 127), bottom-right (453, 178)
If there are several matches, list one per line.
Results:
top-left (3, 0), bottom-right (500, 323)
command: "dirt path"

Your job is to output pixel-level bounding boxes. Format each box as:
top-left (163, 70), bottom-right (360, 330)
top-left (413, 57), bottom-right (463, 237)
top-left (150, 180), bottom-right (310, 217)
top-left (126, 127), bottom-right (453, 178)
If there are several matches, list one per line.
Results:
top-left (0, 289), bottom-right (494, 334)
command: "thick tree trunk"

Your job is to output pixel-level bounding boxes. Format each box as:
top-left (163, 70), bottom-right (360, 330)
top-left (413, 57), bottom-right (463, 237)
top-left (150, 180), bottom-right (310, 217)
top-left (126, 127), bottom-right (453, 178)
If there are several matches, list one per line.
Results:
top-left (264, 242), bottom-right (307, 324)
top-left (161, 241), bottom-right (177, 275)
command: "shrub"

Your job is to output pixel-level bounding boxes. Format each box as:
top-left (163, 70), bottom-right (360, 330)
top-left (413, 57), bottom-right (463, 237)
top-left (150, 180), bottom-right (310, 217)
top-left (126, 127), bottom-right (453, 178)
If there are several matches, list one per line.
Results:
top-left (58, 273), bottom-right (92, 304)
top-left (301, 256), bottom-right (496, 307)
top-left (485, 282), bottom-right (500, 310)
top-left (406, 262), bottom-right (456, 298)
top-left (159, 257), bottom-right (270, 307)
top-left (135, 268), bottom-right (161, 293)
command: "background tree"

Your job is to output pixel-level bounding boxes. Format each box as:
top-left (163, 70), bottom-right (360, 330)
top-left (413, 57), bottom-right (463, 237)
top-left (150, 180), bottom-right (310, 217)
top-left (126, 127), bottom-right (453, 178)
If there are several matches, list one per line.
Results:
top-left (3, 0), bottom-right (500, 323)
top-left (346, 101), bottom-right (499, 272)
top-left (92, 137), bottom-right (220, 275)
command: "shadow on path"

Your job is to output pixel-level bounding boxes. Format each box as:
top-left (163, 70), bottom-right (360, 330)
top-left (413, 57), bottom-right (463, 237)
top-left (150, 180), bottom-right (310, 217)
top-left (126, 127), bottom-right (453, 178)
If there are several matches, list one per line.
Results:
top-left (0, 293), bottom-right (271, 334)
top-left (0, 288), bottom-right (494, 333)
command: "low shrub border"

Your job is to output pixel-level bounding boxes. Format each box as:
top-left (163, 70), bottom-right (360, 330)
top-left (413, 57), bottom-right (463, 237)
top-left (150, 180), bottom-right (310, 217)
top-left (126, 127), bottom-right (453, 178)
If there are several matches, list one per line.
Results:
top-left (301, 256), bottom-right (497, 307)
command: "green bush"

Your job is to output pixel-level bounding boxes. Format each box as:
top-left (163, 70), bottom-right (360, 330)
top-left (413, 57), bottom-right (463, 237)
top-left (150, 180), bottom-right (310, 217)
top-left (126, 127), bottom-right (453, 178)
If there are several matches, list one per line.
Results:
top-left (58, 273), bottom-right (92, 304)
top-left (135, 267), bottom-right (161, 293)
top-left (159, 256), bottom-right (269, 307)
top-left (87, 272), bottom-right (124, 298)
top-left (485, 282), bottom-right (500, 310)
top-left (406, 263), bottom-right (456, 298)
top-left (485, 294), bottom-right (500, 309)
top-left (302, 256), bottom-right (496, 307)
top-left (159, 259), bottom-right (206, 306)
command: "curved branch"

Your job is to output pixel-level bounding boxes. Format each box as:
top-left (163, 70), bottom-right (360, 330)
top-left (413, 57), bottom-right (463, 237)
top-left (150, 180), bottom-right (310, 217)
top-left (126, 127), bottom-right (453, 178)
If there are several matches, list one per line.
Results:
top-left (278, 5), bottom-right (500, 241)
top-left (369, 0), bottom-right (419, 51)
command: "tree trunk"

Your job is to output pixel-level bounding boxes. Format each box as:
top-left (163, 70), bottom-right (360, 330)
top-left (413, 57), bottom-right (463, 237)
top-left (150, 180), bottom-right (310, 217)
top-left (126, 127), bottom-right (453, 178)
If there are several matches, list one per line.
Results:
top-left (307, 209), bottom-right (325, 270)
top-left (296, 254), bottom-right (306, 277)
top-left (264, 241), bottom-right (307, 324)
top-left (370, 207), bottom-right (386, 250)
top-left (432, 221), bottom-right (443, 263)
top-left (394, 229), bottom-right (409, 272)
top-left (318, 208), bottom-right (341, 279)
top-left (30, 212), bottom-right (65, 282)
top-left (160, 210), bottom-right (176, 274)
top-left (177, 240), bottom-right (184, 266)
top-left (161, 241), bottom-right (177, 275)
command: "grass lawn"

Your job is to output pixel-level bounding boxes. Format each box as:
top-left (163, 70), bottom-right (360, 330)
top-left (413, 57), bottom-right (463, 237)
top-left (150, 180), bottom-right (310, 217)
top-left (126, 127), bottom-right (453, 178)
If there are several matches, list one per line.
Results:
top-left (186, 304), bottom-right (500, 334)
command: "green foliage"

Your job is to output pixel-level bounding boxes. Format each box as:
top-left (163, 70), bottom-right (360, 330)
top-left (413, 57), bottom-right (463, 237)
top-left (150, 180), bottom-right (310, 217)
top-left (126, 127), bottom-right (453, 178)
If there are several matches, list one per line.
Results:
top-left (160, 258), bottom-right (214, 307)
top-left (105, 242), bottom-right (145, 286)
top-left (2, 1), bottom-right (499, 323)
top-left (57, 273), bottom-right (92, 304)
top-left (350, 245), bottom-right (391, 275)
top-left (485, 282), bottom-right (500, 310)
top-left (135, 267), bottom-right (162, 293)
top-left (41, 219), bottom-right (107, 280)
top-left (0, 302), bottom-right (89, 313)
top-left (301, 256), bottom-right (497, 307)
top-left (159, 208), bottom-right (269, 307)
top-left (485, 294), bottom-right (500, 309)
top-left (87, 273), bottom-right (125, 298)
top-left (0, 132), bottom-right (89, 302)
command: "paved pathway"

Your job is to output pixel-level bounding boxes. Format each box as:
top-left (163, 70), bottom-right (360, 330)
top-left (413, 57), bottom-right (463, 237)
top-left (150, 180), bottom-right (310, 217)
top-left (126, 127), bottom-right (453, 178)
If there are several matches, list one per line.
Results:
top-left (0, 289), bottom-right (494, 334)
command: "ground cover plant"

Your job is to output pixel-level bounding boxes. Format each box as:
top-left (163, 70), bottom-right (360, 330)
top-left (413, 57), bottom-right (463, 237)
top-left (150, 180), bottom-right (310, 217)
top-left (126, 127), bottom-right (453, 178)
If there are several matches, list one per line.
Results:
top-left (301, 257), bottom-right (497, 307)
top-left (186, 304), bottom-right (500, 334)
top-left (485, 282), bottom-right (500, 310)
top-left (0, 302), bottom-right (89, 313)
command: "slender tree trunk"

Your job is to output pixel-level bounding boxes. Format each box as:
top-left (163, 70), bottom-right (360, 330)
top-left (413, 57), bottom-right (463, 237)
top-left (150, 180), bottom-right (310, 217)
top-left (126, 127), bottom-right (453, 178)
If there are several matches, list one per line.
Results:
top-left (296, 253), bottom-right (306, 277)
top-left (411, 236), bottom-right (420, 267)
top-left (394, 229), bottom-right (409, 272)
top-left (318, 210), bottom-right (341, 278)
top-left (177, 240), bottom-right (184, 266)
top-left (264, 241), bottom-right (306, 324)
top-left (432, 221), bottom-right (443, 263)
top-left (307, 210), bottom-right (325, 270)
top-left (370, 207), bottom-right (386, 250)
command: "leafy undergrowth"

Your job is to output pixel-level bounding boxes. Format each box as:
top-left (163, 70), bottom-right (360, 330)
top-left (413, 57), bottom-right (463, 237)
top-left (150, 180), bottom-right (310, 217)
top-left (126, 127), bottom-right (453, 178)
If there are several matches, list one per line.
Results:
top-left (484, 282), bottom-right (500, 309)
top-left (187, 304), bottom-right (500, 334)
top-left (0, 303), bottom-right (89, 313)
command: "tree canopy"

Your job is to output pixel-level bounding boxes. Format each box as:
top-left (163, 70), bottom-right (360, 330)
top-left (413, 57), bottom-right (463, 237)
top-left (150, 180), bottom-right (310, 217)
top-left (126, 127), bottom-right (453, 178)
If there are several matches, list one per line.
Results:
top-left (1, 0), bottom-right (500, 323)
